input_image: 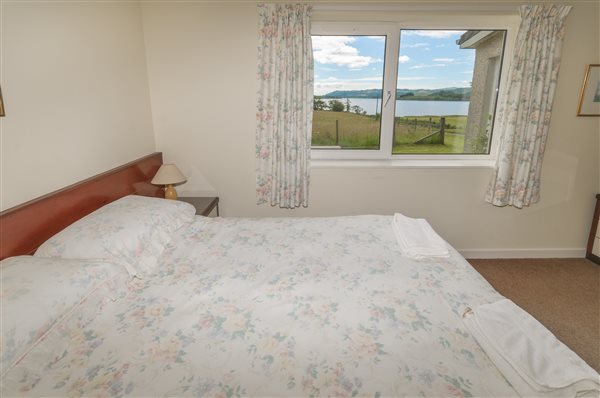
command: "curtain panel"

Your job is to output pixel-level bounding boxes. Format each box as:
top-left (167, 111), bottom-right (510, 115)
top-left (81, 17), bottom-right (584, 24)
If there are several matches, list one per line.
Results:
top-left (485, 4), bottom-right (572, 209)
top-left (255, 4), bottom-right (313, 209)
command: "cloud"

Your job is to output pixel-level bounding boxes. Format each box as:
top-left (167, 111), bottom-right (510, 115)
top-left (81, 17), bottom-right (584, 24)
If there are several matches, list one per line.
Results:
top-left (398, 55), bottom-right (411, 63)
top-left (397, 77), bottom-right (434, 81)
top-left (317, 66), bottom-right (338, 72)
top-left (451, 61), bottom-right (475, 66)
top-left (404, 30), bottom-right (466, 39)
top-left (352, 76), bottom-right (384, 81)
top-left (312, 36), bottom-right (376, 69)
top-left (433, 58), bottom-right (454, 62)
top-left (366, 36), bottom-right (386, 42)
top-left (315, 76), bottom-right (382, 85)
top-left (314, 76), bottom-right (385, 95)
top-left (409, 63), bottom-right (447, 69)
top-left (440, 80), bottom-right (472, 87)
top-left (402, 42), bottom-right (428, 48)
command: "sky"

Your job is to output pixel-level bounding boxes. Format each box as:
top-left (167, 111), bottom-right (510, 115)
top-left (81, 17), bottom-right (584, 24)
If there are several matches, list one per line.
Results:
top-left (313, 30), bottom-right (477, 96)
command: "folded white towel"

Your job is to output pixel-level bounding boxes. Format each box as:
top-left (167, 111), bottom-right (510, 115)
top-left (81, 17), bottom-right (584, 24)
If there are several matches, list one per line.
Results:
top-left (463, 298), bottom-right (600, 397)
top-left (392, 213), bottom-right (450, 259)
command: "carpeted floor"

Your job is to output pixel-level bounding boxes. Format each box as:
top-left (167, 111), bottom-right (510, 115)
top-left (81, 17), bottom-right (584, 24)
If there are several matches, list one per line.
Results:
top-left (468, 258), bottom-right (600, 373)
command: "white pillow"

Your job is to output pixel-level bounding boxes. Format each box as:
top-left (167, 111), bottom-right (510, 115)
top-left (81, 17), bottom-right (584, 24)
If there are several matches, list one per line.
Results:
top-left (0, 256), bottom-right (126, 372)
top-left (35, 195), bottom-right (195, 276)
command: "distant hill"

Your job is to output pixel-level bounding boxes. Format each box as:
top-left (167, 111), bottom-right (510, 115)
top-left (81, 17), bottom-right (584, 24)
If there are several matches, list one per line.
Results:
top-left (320, 87), bottom-right (471, 101)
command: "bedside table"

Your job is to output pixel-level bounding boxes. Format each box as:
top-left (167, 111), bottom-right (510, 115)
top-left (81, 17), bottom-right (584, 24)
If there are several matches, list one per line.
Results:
top-left (178, 197), bottom-right (219, 217)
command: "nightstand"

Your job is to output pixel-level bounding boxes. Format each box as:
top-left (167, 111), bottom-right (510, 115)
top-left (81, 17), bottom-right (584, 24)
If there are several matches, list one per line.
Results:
top-left (178, 197), bottom-right (219, 217)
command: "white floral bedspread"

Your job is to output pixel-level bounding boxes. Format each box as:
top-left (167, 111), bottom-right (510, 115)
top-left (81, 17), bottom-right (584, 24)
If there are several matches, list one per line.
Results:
top-left (2, 216), bottom-right (517, 397)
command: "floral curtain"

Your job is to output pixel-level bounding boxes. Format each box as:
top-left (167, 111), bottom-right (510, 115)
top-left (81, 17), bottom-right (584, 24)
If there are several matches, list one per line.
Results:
top-left (255, 4), bottom-right (313, 209)
top-left (485, 4), bottom-right (572, 208)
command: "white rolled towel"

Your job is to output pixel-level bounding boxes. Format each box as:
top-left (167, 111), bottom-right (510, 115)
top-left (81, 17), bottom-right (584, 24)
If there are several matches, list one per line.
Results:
top-left (463, 298), bottom-right (600, 397)
top-left (392, 213), bottom-right (450, 259)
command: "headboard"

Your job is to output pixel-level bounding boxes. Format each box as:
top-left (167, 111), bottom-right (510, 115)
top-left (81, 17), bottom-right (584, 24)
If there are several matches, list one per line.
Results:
top-left (0, 152), bottom-right (163, 260)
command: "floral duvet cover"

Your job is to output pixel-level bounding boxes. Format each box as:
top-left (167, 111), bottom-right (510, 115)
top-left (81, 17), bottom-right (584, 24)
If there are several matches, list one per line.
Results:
top-left (2, 215), bottom-right (517, 397)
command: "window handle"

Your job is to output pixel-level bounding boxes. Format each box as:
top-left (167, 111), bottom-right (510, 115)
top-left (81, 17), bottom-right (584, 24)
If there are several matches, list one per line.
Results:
top-left (384, 90), bottom-right (392, 107)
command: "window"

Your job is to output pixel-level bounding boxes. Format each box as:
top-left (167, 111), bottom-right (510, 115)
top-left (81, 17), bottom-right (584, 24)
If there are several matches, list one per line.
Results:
top-left (393, 29), bottom-right (505, 155)
top-left (311, 19), bottom-right (515, 163)
top-left (312, 35), bottom-right (386, 150)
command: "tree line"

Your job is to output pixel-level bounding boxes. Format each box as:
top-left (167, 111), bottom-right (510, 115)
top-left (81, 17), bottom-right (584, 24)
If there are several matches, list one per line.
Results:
top-left (313, 98), bottom-right (366, 115)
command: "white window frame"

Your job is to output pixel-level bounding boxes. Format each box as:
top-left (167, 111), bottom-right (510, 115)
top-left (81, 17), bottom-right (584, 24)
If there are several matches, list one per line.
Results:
top-left (310, 14), bottom-right (520, 167)
top-left (311, 23), bottom-right (399, 161)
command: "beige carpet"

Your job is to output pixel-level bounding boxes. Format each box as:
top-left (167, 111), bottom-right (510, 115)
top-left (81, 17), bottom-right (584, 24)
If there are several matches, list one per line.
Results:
top-left (468, 258), bottom-right (600, 372)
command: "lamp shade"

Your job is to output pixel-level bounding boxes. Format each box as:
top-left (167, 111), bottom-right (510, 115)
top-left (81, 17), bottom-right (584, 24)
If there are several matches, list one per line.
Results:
top-left (151, 164), bottom-right (186, 185)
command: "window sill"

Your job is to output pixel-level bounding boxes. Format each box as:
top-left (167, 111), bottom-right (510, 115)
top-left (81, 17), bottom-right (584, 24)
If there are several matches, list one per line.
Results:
top-left (310, 158), bottom-right (495, 169)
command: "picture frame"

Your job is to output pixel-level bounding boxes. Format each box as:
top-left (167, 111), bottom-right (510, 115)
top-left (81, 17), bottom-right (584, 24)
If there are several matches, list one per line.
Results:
top-left (577, 64), bottom-right (600, 116)
top-left (0, 85), bottom-right (4, 117)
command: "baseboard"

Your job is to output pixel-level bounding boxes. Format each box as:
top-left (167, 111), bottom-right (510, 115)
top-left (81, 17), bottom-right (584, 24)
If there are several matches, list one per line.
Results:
top-left (459, 248), bottom-right (586, 259)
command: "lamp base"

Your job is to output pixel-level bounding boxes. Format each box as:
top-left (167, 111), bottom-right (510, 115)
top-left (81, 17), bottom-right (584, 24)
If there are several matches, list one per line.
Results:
top-left (164, 185), bottom-right (178, 200)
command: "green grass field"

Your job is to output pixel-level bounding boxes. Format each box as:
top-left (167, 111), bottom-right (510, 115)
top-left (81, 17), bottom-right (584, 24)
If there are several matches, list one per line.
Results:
top-left (312, 110), bottom-right (381, 149)
top-left (312, 110), bottom-right (467, 153)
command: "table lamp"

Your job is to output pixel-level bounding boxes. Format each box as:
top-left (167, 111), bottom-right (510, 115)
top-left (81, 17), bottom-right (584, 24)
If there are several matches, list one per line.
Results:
top-left (151, 164), bottom-right (186, 200)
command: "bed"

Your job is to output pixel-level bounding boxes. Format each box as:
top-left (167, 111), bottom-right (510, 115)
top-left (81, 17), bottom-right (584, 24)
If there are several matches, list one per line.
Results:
top-left (1, 153), bottom-right (598, 397)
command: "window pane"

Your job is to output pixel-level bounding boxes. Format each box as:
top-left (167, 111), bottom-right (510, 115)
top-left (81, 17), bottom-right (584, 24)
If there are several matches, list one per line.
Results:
top-left (311, 35), bottom-right (386, 150)
top-left (392, 29), bottom-right (506, 155)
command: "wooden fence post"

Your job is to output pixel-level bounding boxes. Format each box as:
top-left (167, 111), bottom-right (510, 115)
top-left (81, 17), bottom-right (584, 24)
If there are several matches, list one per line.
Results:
top-left (335, 120), bottom-right (339, 146)
top-left (440, 117), bottom-right (445, 145)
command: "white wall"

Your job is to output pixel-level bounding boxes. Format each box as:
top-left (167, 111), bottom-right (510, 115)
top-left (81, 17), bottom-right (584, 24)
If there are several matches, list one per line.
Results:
top-left (0, 2), bottom-right (155, 211)
top-left (2, 2), bottom-right (596, 255)
top-left (142, 1), bottom-right (599, 256)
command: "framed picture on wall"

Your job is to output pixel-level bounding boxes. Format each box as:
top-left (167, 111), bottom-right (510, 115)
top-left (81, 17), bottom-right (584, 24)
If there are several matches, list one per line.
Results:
top-left (0, 85), bottom-right (4, 117)
top-left (577, 64), bottom-right (600, 116)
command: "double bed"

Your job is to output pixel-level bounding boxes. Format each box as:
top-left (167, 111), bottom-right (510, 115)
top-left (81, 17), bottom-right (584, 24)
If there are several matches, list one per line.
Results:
top-left (1, 153), bottom-right (597, 397)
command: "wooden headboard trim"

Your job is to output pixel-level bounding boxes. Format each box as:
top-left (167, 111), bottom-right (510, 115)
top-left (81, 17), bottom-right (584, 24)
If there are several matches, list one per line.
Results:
top-left (0, 152), bottom-right (163, 260)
